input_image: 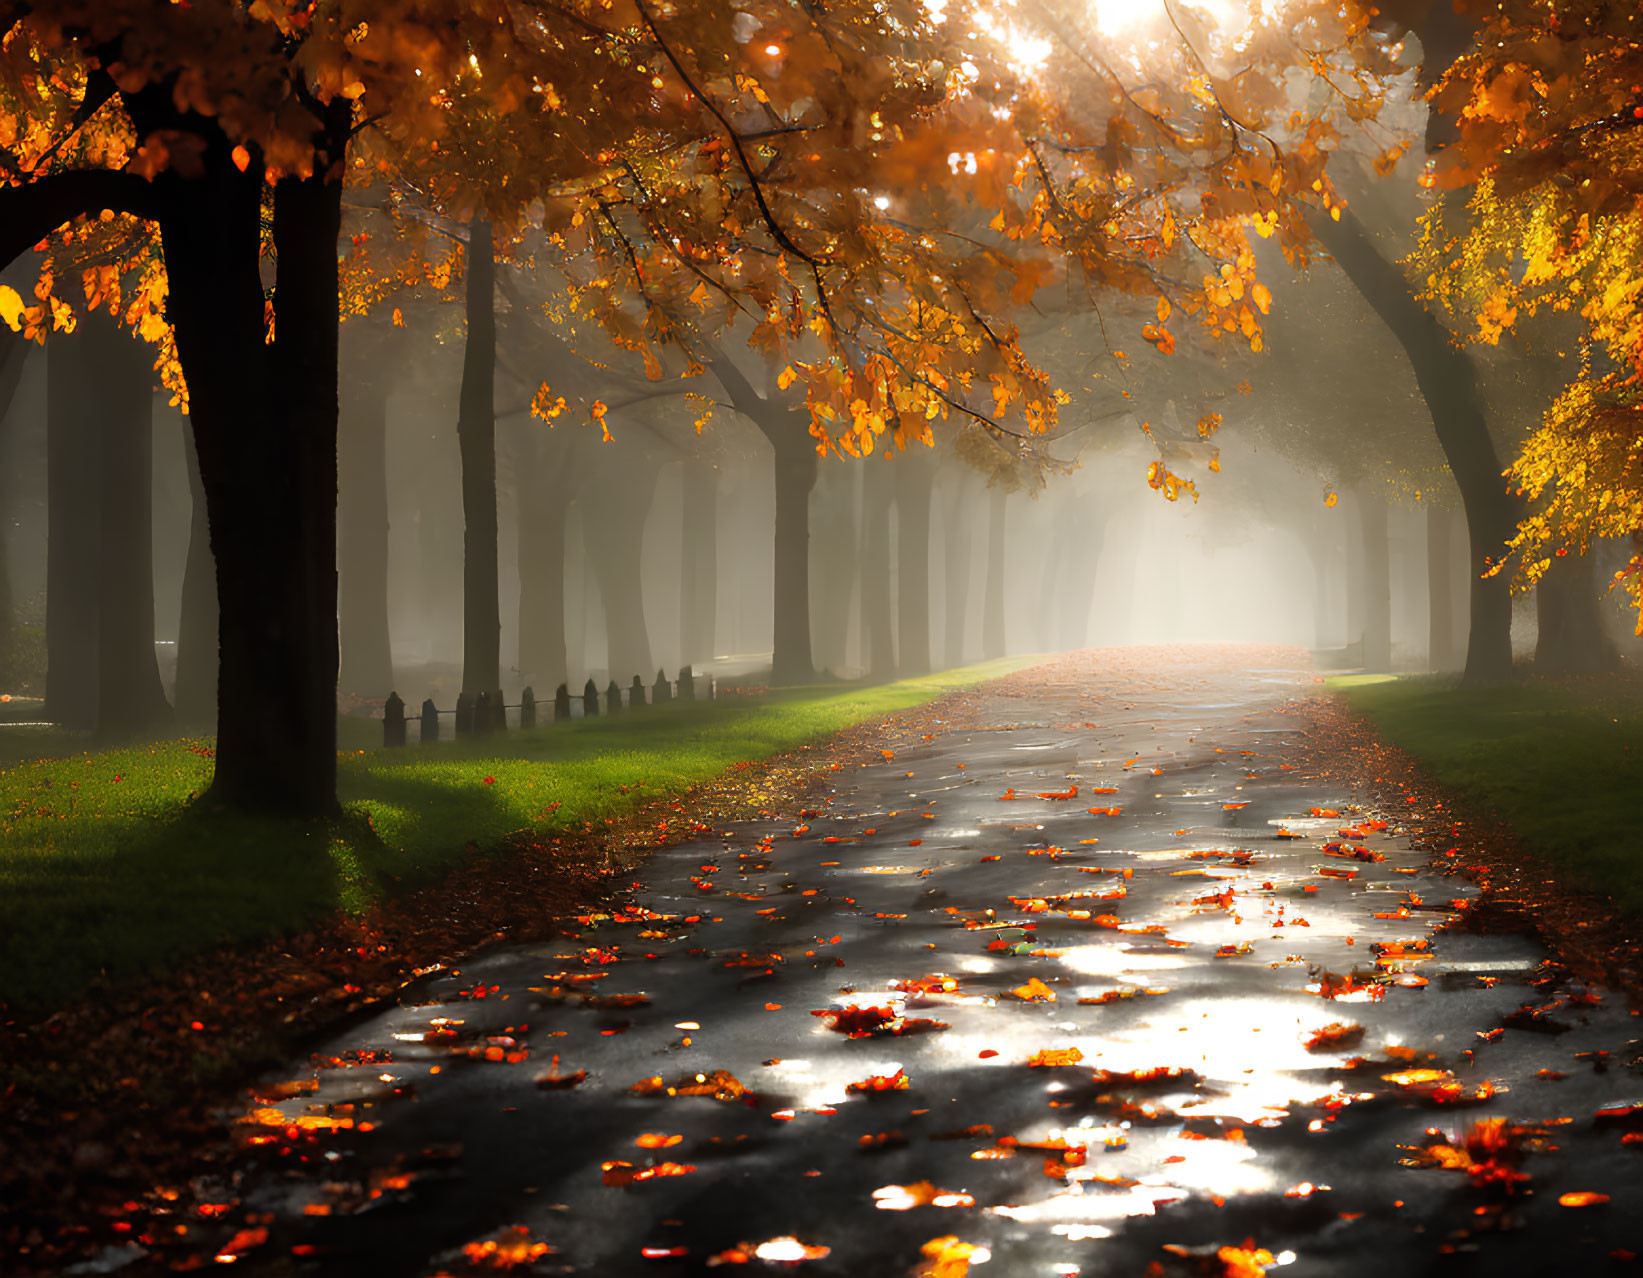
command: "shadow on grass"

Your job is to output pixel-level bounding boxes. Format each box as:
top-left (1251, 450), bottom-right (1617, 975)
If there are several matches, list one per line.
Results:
top-left (1336, 673), bottom-right (1643, 915)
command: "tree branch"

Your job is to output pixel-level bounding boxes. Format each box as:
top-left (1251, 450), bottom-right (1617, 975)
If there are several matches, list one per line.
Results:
top-left (0, 167), bottom-right (161, 271)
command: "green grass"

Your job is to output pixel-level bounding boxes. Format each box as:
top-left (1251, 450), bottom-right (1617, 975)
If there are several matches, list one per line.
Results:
top-left (0, 657), bottom-right (1037, 1010)
top-left (1328, 673), bottom-right (1643, 915)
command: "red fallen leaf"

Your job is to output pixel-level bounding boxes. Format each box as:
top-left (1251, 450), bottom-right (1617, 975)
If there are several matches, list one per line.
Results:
top-left (881, 750), bottom-right (895, 760)
top-left (628, 1070), bottom-right (751, 1101)
top-left (602, 1159), bottom-right (697, 1186)
top-left (462, 1226), bottom-right (554, 1265)
top-left (1310, 807), bottom-right (1340, 817)
top-left (1009, 977), bottom-right (1056, 1002)
top-left (1025, 1047), bottom-right (1084, 1067)
top-left (1305, 1022), bottom-right (1365, 1052)
top-left (1214, 943), bottom-right (1254, 958)
top-left (215, 1228), bottom-right (269, 1262)
top-left (536, 1055), bottom-right (588, 1089)
top-left (847, 1069), bottom-right (910, 1093)
top-left (998, 789), bottom-right (1018, 800)
top-left (483, 776), bottom-right (496, 786)
top-left (812, 1006), bottom-right (948, 1038)
top-left (1317, 866), bottom-right (1358, 879)
top-left (858, 1130), bottom-right (908, 1151)
top-left (1558, 1191), bottom-right (1610, 1207)
top-left (636, 1133), bottom-right (683, 1148)
top-left (642, 1246), bottom-right (689, 1258)
top-left (1087, 806), bottom-right (1122, 816)
top-left (1091, 787), bottom-right (1120, 794)
top-left (1036, 785), bottom-right (1078, 800)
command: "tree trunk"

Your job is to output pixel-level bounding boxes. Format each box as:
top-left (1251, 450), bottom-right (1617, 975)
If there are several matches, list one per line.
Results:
top-left (941, 469), bottom-right (974, 668)
top-left (44, 331), bottom-right (102, 730)
top-left (680, 455), bottom-right (717, 667)
top-left (982, 485), bottom-right (1008, 659)
top-left (893, 448), bottom-right (935, 676)
top-left (516, 427), bottom-right (570, 692)
top-left (1055, 506), bottom-right (1104, 652)
top-left (174, 416), bottom-right (217, 727)
top-left (768, 429), bottom-right (817, 685)
top-left (861, 456), bottom-right (896, 678)
top-left (1534, 550), bottom-right (1619, 677)
top-left (1360, 493), bottom-right (1392, 671)
top-left (338, 371), bottom-right (393, 698)
top-left (1309, 207), bottom-right (1517, 684)
top-left (160, 131), bottom-right (343, 815)
top-left (1426, 503), bottom-right (1456, 671)
top-left (0, 328), bottom-right (29, 689)
top-left (91, 313), bottom-right (171, 737)
top-left (809, 459), bottom-right (858, 675)
top-left (457, 215), bottom-right (500, 696)
top-left (586, 461), bottom-right (658, 684)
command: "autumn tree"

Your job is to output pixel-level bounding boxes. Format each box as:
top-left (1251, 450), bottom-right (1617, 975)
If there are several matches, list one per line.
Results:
top-left (1406, 0), bottom-right (1643, 659)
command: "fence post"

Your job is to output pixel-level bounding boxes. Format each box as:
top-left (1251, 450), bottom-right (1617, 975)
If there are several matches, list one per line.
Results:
top-left (383, 691), bottom-right (406, 747)
top-left (455, 691), bottom-right (474, 736)
top-left (631, 674), bottom-right (646, 708)
top-left (678, 664), bottom-right (695, 701)
top-left (582, 678), bottom-right (600, 717)
top-left (554, 682), bottom-right (571, 721)
top-left (473, 690), bottom-right (492, 735)
top-left (607, 679), bottom-right (622, 712)
top-left (490, 688), bottom-right (506, 733)
top-left (520, 686), bottom-right (536, 729)
top-left (653, 668), bottom-right (671, 704)
top-left (705, 674), bottom-right (715, 701)
top-left (420, 697), bottom-right (440, 743)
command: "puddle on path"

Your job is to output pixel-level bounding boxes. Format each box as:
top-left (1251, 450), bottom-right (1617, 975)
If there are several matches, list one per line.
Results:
top-left (204, 650), bottom-right (1642, 1277)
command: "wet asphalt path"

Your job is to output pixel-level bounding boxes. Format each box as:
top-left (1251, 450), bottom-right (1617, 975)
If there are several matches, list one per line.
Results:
top-left (218, 648), bottom-right (1642, 1277)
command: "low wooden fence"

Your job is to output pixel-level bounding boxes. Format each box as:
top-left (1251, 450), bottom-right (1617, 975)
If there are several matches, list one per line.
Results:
top-left (380, 665), bottom-right (716, 747)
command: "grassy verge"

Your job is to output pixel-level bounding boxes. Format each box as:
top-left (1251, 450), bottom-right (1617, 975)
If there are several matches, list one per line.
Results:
top-left (0, 657), bottom-right (1036, 1009)
top-left (1329, 673), bottom-right (1643, 915)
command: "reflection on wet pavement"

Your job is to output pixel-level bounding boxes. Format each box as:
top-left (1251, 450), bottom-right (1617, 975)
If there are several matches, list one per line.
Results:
top-left (217, 648), bottom-right (1641, 1276)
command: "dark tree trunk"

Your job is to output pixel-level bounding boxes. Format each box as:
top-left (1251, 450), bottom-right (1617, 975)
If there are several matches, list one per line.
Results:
top-left (861, 457), bottom-right (896, 678)
top-left (982, 485), bottom-right (1007, 659)
top-left (159, 122), bottom-right (343, 816)
top-left (1360, 493), bottom-right (1392, 672)
top-left (586, 460), bottom-right (658, 684)
top-left (941, 469), bottom-right (974, 668)
top-left (91, 314), bottom-right (171, 737)
top-left (338, 371), bottom-right (393, 698)
top-left (457, 215), bottom-right (500, 696)
top-left (1534, 550), bottom-right (1619, 677)
top-left (1426, 503), bottom-right (1456, 671)
top-left (680, 455), bottom-right (717, 667)
top-left (1309, 207), bottom-right (1517, 684)
top-left (768, 430), bottom-right (817, 685)
top-left (0, 327), bottom-right (29, 688)
top-left (174, 416), bottom-right (217, 727)
top-left (44, 331), bottom-right (102, 730)
top-left (893, 449), bottom-right (935, 676)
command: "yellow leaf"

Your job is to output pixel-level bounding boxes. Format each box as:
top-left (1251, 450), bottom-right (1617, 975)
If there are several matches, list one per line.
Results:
top-left (777, 365), bottom-right (797, 391)
top-left (391, 307), bottom-right (404, 327)
top-left (231, 145), bottom-right (251, 173)
top-left (1324, 492), bottom-right (1338, 508)
top-left (1251, 281), bottom-right (1272, 315)
top-left (0, 285), bottom-right (23, 332)
top-left (1155, 295), bottom-right (1171, 323)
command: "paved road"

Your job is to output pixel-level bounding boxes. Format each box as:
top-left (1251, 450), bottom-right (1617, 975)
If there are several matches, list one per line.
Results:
top-left (204, 648), bottom-right (1640, 1277)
